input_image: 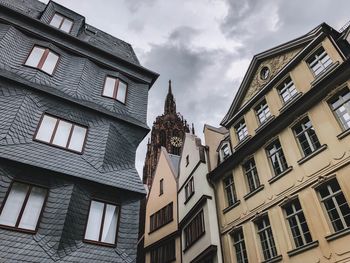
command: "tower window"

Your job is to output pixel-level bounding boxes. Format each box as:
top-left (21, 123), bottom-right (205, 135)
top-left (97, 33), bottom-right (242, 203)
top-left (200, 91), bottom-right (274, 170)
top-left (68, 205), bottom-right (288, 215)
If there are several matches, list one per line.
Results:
top-left (49, 13), bottom-right (73, 33)
top-left (84, 200), bottom-right (120, 246)
top-left (102, 76), bottom-right (128, 104)
top-left (25, 46), bottom-right (59, 75)
top-left (0, 182), bottom-right (47, 233)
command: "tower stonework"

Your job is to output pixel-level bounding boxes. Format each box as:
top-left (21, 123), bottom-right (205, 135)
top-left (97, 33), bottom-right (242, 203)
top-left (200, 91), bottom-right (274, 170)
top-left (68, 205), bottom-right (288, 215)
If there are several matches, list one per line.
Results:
top-left (142, 80), bottom-right (190, 189)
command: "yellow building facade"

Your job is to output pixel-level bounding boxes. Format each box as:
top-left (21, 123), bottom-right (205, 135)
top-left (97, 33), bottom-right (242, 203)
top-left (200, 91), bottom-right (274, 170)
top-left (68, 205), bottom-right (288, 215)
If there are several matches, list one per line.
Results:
top-left (207, 23), bottom-right (350, 263)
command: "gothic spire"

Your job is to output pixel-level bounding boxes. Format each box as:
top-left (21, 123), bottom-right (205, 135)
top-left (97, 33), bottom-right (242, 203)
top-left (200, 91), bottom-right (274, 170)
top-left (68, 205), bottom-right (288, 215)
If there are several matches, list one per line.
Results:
top-left (164, 79), bottom-right (176, 114)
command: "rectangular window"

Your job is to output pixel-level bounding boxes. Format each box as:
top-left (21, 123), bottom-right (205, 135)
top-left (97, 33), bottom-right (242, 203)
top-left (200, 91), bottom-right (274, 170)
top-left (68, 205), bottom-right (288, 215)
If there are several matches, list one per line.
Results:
top-left (266, 139), bottom-right (288, 176)
top-left (278, 77), bottom-right (298, 103)
top-left (186, 155), bottom-right (189, 167)
top-left (84, 200), bottom-right (119, 246)
top-left (25, 46), bottom-right (59, 75)
top-left (232, 228), bottom-right (249, 263)
top-left (34, 114), bottom-right (88, 153)
top-left (221, 143), bottom-right (231, 161)
top-left (283, 199), bottom-right (312, 248)
top-left (184, 210), bottom-right (205, 248)
top-left (102, 76), bottom-right (128, 104)
top-left (185, 177), bottom-right (194, 201)
top-left (255, 100), bottom-right (271, 124)
top-left (224, 175), bottom-right (237, 207)
top-left (256, 215), bottom-right (278, 261)
top-left (49, 13), bottom-right (73, 33)
top-left (0, 182), bottom-right (47, 232)
top-left (160, 179), bottom-right (164, 196)
top-left (317, 178), bottom-right (350, 232)
top-left (150, 239), bottom-right (176, 263)
top-left (307, 47), bottom-right (332, 76)
top-left (329, 87), bottom-right (350, 130)
top-left (150, 202), bottom-right (173, 232)
top-left (235, 119), bottom-right (248, 141)
top-left (243, 158), bottom-right (260, 192)
top-left (293, 117), bottom-right (321, 157)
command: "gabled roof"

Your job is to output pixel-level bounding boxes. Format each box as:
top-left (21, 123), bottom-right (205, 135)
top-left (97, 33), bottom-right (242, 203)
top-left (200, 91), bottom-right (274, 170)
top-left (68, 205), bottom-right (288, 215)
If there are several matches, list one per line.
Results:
top-left (221, 23), bottom-right (335, 127)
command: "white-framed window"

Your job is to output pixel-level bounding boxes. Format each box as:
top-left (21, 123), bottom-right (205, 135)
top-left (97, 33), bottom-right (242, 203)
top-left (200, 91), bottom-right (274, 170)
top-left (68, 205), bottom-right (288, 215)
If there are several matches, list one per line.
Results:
top-left (25, 46), bottom-right (59, 75)
top-left (232, 228), bottom-right (249, 263)
top-left (255, 215), bottom-right (278, 261)
top-left (282, 198), bottom-right (312, 248)
top-left (220, 143), bottom-right (231, 162)
top-left (266, 139), bottom-right (288, 176)
top-left (49, 13), bottom-right (74, 33)
top-left (34, 114), bottom-right (88, 153)
top-left (307, 46), bottom-right (332, 76)
top-left (102, 76), bottom-right (128, 104)
top-left (243, 158), bottom-right (260, 192)
top-left (224, 175), bottom-right (237, 207)
top-left (0, 182), bottom-right (47, 232)
top-left (255, 100), bottom-right (271, 124)
top-left (278, 77), bottom-right (298, 103)
top-left (293, 117), bottom-right (321, 157)
top-left (185, 177), bottom-right (194, 201)
top-left (328, 87), bottom-right (350, 130)
top-left (316, 178), bottom-right (350, 232)
top-left (84, 200), bottom-right (119, 246)
top-left (235, 119), bottom-right (248, 141)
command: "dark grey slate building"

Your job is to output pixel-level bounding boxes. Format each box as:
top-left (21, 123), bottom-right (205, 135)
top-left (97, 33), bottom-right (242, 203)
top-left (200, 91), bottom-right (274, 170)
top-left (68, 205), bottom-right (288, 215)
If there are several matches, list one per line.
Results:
top-left (0, 0), bottom-right (158, 262)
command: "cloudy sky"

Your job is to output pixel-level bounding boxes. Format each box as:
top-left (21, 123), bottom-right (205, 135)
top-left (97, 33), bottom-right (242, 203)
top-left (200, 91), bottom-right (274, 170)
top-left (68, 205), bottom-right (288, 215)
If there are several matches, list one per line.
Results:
top-left (43, 0), bottom-right (350, 176)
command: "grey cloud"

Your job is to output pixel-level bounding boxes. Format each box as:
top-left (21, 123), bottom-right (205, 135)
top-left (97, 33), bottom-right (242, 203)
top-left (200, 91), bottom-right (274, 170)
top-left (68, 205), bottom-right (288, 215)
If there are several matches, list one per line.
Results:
top-left (123, 0), bottom-right (157, 13)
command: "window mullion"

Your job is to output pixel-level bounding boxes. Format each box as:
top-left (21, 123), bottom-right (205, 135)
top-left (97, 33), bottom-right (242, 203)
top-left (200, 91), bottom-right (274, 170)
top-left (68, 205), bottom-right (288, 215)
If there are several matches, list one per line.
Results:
top-left (58, 17), bottom-right (65, 29)
top-left (38, 49), bottom-right (49, 69)
top-left (65, 124), bottom-right (75, 148)
top-left (295, 211), bottom-right (307, 245)
top-left (15, 186), bottom-right (32, 228)
top-left (113, 79), bottom-right (119, 99)
top-left (98, 203), bottom-right (107, 242)
top-left (50, 119), bottom-right (60, 144)
top-left (332, 194), bottom-right (347, 229)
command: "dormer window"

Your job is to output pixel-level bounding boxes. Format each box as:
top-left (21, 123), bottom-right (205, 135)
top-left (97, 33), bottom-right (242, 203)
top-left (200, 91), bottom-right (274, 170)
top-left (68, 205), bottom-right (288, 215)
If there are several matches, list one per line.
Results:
top-left (25, 46), bottom-right (59, 75)
top-left (278, 77), bottom-right (297, 104)
top-left (255, 100), bottom-right (271, 124)
top-left (220, 143), bottom-right (231, 161)
top-left (49, 13), bottom-right (73, 33)
top-left (102, 76), bottom-right (127, 104)
top-left (307, 47), bottom-right (332, 76)
top-left (234, 119), bottom-right (248, 141)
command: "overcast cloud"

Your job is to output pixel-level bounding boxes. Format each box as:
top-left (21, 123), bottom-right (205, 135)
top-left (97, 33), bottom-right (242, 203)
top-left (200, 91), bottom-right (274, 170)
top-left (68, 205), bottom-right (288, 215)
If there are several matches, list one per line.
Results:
top-left (43, 0), bottom-right (350, 176)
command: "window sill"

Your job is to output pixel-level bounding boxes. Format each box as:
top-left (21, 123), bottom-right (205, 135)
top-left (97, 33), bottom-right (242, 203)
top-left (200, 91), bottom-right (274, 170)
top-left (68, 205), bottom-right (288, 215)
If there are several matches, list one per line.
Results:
top-left (287, 241), bottom-right (319, 257)
top-left (337, 128), bottom-right (350, 140)
top-left (234, 135), bottom-right (252, 151)
top-left (325, 227), bottom-right (350, 242)
top-left (261, 255), bottom-right (283, 263)
top-left (222, 200), bottom-right (241, 214)
top-left (83, 239), bottom-right (116, 248)
top-left (244, 185), bottom-right (265, 200)
top-left (279, 92), bottom-right (303, 114)
top-left (184, 192), bottom-right (195, 205)
top-left (268, 166), bottom-right (293, 184)
top-left (0, 224), bottom-right (36, 235)
top-left (297, 144), bottom-right (327, 165)
top-left (255, 115), bottom-right (275, 134)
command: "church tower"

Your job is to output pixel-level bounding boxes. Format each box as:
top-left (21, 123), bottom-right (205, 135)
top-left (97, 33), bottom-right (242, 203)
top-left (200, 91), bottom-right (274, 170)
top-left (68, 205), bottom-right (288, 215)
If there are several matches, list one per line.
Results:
top-left (143, 80), bottom-right (191, 188)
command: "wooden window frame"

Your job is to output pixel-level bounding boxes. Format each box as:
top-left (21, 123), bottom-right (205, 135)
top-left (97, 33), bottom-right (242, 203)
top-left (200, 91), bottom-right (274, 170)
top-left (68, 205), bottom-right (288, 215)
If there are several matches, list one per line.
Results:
top-left (83, 199), bottom-right (121, 247)
top-left (49, 12), bottom-right (74, 33)
top-left (150, 238), bottom-right (176, 263)
top-left (0, 180), bottom-right (48, 234)
top-left (101, 76), bottom-right (128, 105)
top-left (184, 177), bottom-right (195, 203)
top-left (24, 45), bottom-right (60, 76)
top-left (149, 202), bottom-right (173, 233)
top-left (33, 113), bottom-right (88, 154)
top-left (183, 209), bottom-right (205, 250)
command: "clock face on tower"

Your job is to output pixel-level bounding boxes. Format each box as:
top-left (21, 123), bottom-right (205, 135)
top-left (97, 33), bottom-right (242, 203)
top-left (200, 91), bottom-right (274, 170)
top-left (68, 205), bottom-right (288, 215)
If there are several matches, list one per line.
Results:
top-left (170, 136), bottom-right (182, 147)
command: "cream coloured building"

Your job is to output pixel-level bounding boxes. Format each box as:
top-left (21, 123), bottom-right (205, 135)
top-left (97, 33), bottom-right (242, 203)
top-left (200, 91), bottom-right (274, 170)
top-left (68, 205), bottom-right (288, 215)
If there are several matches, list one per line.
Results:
top-left (144, 147), bottom-right (181, 263)
top-left (178, 133), bottom-right (223, 263)
top-left (207, 22), bottom-right (350, 263)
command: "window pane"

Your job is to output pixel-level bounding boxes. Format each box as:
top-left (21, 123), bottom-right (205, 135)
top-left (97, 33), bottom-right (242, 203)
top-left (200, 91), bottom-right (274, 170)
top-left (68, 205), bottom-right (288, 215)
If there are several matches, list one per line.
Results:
top-left (103, 77), bottom-right (116, 98)
top-left (85, 201), bottom-right (104, 241)
top-left (41, 51), bottom-right (59, 74)
top-left (49, 13), bottom-right (63, 28)
top-left (61, 19), bottom-right (73, 33)
top-left (25, 47), bottom-right (45, 68)
top-left (116, 81), bottom-right (127, 103)
top-left (68, 126), bottom-right (87, 152)
top-left (52, 120), bottom-right (72, 147)
top-left (0, 182), bottom-right (29, 227)
top-left (35, 115), bottom-right (57, 143)
top-left (18, 186), bottom-right (46, 230)
top-left (101, 204), bottom-right (118, 244)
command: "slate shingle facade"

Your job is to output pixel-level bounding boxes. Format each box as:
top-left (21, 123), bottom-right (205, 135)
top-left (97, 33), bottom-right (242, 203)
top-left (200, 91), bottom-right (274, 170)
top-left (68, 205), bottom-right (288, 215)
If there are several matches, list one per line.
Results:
top-left (0, 0), bottom-right (158, 262)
